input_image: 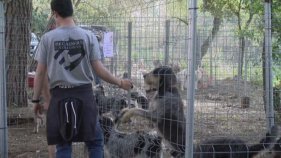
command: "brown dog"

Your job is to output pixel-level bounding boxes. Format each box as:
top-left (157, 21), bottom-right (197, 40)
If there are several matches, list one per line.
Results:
top-left (117, 66), bottom-right (186, 157)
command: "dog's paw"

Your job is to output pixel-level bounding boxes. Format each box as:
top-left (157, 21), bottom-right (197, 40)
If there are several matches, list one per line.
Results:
top-left (33, 126), bottom-right (39, 134)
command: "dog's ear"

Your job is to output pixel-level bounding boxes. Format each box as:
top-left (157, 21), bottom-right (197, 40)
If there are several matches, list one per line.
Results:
top-left (168, 72), bottom-right (177, 87)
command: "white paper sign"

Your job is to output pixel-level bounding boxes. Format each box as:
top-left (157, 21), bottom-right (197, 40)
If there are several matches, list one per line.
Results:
top-left (103, 32), bottom-right (114, 57)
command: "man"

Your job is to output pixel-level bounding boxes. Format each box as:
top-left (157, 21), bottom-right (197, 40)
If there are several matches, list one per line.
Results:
top-left (41, 74), bottom-right (56, 158)
top-left (32, 0), bottom-right (133, 158)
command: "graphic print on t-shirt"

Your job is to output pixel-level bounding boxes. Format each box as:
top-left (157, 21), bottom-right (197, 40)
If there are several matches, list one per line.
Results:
top-left (54, 38), bottom-right (85, 71)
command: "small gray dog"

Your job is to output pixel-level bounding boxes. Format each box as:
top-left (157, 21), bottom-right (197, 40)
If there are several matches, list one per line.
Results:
top-left (100, 115), bottom-right (162, 158)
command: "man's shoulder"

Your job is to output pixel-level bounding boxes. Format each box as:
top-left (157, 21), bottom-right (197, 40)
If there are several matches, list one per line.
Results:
top-left (43, 29), bottom-right (58, 38)
top-left (79, 27), bottom-right (95, 36)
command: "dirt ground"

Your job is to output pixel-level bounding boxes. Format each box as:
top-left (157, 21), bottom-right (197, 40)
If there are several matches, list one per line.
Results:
top-left (8, 78), bottom-right (268, 158)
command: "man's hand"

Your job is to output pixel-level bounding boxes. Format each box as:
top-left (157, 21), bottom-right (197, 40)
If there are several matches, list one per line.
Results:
top-left (91, 60), bottom-right (134, 90)
top-left (33, 103), bottom-right (43, 117)
top-left (119, 79), bottom-right (133, 91)
top-left (43, 102), bottom-right (50, 111)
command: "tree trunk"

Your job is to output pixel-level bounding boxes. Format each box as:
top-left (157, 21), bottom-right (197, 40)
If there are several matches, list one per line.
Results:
top-left (199, 17), bottom-right (222, 67)
top-left (238, 36), bottom-right (245, 79)
top-left (5, 0), bottom-right (32, 107)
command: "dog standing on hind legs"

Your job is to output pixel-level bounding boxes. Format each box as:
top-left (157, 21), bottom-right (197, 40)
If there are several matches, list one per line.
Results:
top-left (117, 66), bottom-right (186, 157)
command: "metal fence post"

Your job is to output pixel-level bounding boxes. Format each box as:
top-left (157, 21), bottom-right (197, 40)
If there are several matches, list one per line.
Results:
top-left (186, 0), bottom-right (197, 157)
top-left (127, 22), bottom-right (132, 106)
top-left (128, 22), bottom-right (132, 78)
top-left (0, 1), bottom-right (8, 158)
top-left (264, 0), bottom-right (274, 131)
top-left (165, 20), bottom-right (170, 65)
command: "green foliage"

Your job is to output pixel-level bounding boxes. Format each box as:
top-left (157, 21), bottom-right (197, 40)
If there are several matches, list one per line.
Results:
top-left (250, 68), bottom-right (263, 86)
top-left (167, 0), bottom-right (187, 19)
top-left (272, 0), bottom-right (281, 86)
top-left (32, 8), bottom-right (49, 35)
top-left (272, 0), bottom-right (281, 35)
top-left (32, 0), bottom-right (51, 35)
top-left (273, 66), bottom-right (281, 86)
top-left (200, 0), bottom-right (228, 17)
top-left (200, 0), bottom-right (264, 40)
top-left (74, 1), bottom-right (111, 22)
top-left (31, 0), bottom-right (116, 34)
top-left (30, 0), bottom-right (281, 87)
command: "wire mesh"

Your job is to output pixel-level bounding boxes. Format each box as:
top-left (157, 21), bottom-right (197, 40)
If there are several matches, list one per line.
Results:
top-left (2, 0), bottom-right (280, 158)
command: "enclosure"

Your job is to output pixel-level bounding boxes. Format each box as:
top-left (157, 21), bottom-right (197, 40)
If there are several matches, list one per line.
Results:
top-left (1, 0), bottom-right (281, 157)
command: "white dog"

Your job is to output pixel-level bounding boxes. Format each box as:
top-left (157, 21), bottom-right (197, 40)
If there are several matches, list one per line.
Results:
top-left (176, 67), bottom-right (211, 91)
top-left (33, 105), bottom-right (46, 133)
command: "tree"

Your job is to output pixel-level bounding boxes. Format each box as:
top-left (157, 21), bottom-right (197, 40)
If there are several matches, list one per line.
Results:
top-left (198, 0), bottom-right (225, 68)
top-left (200, 0), bottom-right (263, 76)
top-left (5, 0), bottom-right (32, 107)
top-left (32, 0), bottom-right (50, 35)
top-left (32, 0), bottom-right (116, 34)
top-left (270, 0), bottom-right (281, 114)
top-left (226, 0), bottom-right (263, 79)
top-left (272, 0), bottom-right (281, 86)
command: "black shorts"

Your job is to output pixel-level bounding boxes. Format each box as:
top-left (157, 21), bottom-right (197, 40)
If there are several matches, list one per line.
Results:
top-left (47, 84), bottom-right (98, 145)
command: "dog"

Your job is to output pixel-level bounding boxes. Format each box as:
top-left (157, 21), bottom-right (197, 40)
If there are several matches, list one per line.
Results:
top-left (253, 137), bottom-right (281, 158)
top-left (99, 115), bottom-right (163, 158)
top-left (176, 68), bottom-right (189, 91)
top-left (93, 84), bottom-right (129, 117)
top-left (117, 66), bottom-right (186, 157)
top-left (196, 67), bottom-right (211, 89)
top-left (194, 126), bottom-right (281, 158)
top-left (130, 90), bottom-right (149, 110)
top-left (176, 67), bottom-right (211, 91)
top-left (130, 70), bottom-right (146, 90)
top-left (33, 104), bottom-right (46, 133)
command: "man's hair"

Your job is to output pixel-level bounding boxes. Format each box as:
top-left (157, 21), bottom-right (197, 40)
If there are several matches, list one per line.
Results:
top-left (51, 0), bottom-right (73, 18)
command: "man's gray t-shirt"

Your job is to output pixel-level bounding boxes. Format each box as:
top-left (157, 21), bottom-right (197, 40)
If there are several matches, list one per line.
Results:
top-left (35, 26), bottom-right (101, 88)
